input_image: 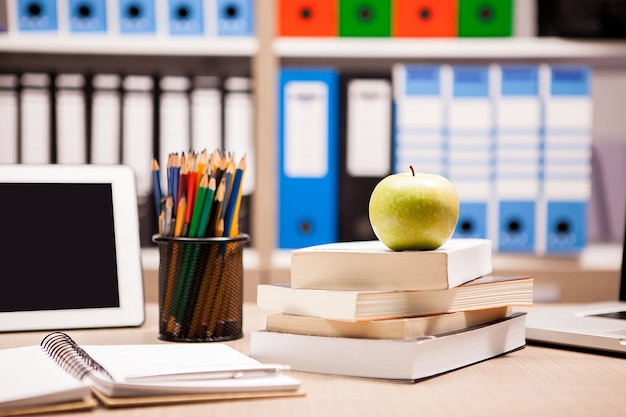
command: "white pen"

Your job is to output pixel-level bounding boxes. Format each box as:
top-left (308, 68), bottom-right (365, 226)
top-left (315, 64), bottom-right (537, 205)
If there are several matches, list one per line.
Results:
top-left (124, 364), bottom-right (290, 383)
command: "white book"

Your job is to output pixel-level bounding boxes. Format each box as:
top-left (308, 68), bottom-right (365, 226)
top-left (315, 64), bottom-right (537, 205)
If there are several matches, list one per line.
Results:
top-left (250, 313), bottom-right (526, 382)
top-left (257, 275), bottom-right (533, 322)
top-left (0, 332), bottom-right (301, 414)
top-left (290, 238), bottom-right (492, 291)
top-left (265, 307), bottom-right (513, 340)
top-left (346, 78), bottom-right (392, 178)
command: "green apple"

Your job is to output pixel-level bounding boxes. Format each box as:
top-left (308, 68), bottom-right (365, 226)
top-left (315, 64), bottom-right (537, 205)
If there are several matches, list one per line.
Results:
top-left (368, 166), bottom-right (460, 251)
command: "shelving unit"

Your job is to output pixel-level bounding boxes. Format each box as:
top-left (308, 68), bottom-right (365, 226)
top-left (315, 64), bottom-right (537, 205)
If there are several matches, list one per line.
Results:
top-left (0, 35), bottom-right (258, 56)
top-left (1, 2), bottom-right (624, 302)
top-left (274, 37), bottom-right (626, 61)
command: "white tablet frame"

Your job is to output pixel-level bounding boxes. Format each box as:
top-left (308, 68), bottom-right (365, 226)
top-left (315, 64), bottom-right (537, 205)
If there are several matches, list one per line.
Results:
top-left (0, 165), bottom-right (145, 332)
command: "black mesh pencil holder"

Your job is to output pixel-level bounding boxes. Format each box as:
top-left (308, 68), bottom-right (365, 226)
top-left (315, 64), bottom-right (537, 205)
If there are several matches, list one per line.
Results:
top-left (152, 234), bottom-right (250, 342)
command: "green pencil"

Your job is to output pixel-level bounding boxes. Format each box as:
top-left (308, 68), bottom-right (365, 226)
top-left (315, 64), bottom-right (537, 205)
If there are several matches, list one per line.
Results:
top-left (188, 174), bottom-right (209, 238)
top-left (197, 177), bottom-right (217, 239)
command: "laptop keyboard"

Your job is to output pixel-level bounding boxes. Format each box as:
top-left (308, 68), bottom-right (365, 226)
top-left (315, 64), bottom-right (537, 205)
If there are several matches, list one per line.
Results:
top-left (589, 311), bottom-right (626, 320)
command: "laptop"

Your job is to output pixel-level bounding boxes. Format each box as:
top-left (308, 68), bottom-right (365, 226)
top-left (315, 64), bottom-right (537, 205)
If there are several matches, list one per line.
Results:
top-left (525, 213), bottom-right (626, 355)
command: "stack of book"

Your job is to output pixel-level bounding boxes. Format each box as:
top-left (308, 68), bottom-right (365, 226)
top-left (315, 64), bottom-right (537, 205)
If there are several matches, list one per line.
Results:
top-left (249, 238), bottom-right (533, 382)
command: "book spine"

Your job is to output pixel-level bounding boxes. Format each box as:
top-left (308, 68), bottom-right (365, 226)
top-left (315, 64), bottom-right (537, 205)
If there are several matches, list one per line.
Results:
top-left (40, 332), bottom-right (113, 382)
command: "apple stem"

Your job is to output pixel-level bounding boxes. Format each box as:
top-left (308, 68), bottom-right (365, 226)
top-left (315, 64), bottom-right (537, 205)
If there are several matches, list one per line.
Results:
top-left (410, 165), bottom-right (415, 176)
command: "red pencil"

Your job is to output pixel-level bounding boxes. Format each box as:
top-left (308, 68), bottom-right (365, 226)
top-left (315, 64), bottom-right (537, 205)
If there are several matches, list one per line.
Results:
top-left (184, 154), bottom-right (198, 234)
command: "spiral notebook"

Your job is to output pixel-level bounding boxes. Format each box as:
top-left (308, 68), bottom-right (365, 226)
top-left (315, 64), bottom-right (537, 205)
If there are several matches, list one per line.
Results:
top-left (0, 333), bottom-right (302, 416)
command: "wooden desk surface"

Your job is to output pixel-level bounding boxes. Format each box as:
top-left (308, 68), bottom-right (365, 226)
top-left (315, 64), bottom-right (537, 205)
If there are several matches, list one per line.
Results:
top-left (1, 303), bottom-right (625, 417)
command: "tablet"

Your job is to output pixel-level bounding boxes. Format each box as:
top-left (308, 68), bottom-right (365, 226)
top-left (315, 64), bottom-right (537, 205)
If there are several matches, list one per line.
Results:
top-left (0, 165), bottom-right (145, 332)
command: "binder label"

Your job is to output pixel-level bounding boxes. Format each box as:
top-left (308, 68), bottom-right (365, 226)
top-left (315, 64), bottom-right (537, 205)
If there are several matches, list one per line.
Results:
top-left (405, 66), bottom-right (441, 96)
top-left (453, 67), bottom-right (489, 97)
top-left (283, 81), bottom-right (329, 178)
top-left (346, 79), bottom-right (391, 177)
top-left (545, 100), bottom-right (592, 130)
top-left (497, 100), bottom-right (541, 130)
top-left (501, 66), bottom-right (538, 96)
top-left (550, 68), bottom-right (591, 96)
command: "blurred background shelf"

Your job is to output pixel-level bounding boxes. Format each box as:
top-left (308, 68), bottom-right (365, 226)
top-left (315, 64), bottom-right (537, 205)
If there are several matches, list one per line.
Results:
top-left (0, 35), bottom-right (258, 56)
top-left (275, 37), bottom-right (626, 61)
top-left (2, 1), bottom-right (624, 305)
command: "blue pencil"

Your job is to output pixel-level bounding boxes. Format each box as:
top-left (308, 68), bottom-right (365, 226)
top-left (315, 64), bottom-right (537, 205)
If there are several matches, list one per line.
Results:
top-left (151, 159), bottom-right (163, 222)
top-left (222, 156), bottom-right (245, 237)
top-left (168, 154), bottom-right (181, 218)
top-left (166, 153), bottom-right (173, 196)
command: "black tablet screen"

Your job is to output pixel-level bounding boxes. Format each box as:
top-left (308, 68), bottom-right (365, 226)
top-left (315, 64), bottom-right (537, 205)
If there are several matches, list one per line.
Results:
top-left (0, 183), bottom-right (120, 312)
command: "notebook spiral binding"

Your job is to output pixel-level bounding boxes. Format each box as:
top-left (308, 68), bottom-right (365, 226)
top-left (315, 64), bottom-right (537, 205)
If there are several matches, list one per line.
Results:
top-left (40, 332), bottom-right (114, 382)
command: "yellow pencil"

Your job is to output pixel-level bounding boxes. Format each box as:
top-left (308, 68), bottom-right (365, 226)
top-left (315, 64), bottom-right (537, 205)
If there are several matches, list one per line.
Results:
top-left (226, 154), bottom-right (246, 237)
top-left (196, 150), bottom-right (208, 190)
top-left (173, 195), bottom-right (187, 237)
top-left (206, 178), bottom-right (226, 237)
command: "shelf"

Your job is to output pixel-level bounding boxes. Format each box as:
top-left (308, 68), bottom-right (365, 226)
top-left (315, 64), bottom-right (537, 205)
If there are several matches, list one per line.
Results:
top-left (274, 37), bottom-right (626, 61)
top-left (0, 35), bottom-right (258, 57)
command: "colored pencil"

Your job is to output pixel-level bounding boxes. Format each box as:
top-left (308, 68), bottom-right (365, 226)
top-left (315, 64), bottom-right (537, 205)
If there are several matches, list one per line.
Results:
top-left (188, 174), bottom-right (209, 239)
top-left (164, 195), bottom-right (173, 237)
top-left (151, 159), bottom-right (163, 219)
top-left (219, 160), bottom-right (235, 229)
top-left (173, 196), bottom-right (187, 238)
top-left (153, 147), bottom-right (248, 340)
top-left (197, 176), bottom-right (217, 238)
top-left (206, 177), bottom-right (226, 238)
top-left (169, 154), bottom-right (181, 218)
top-left (223, 155), bottom-right (246, 237)
top-left (183, 155), bottom-right (198, 237)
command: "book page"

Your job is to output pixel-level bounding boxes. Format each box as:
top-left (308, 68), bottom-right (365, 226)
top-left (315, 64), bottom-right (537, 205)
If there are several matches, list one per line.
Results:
top-left (0, 346), bottom-right (90, 410)
top-left (83, 344), bottom-right (262, 381)
top-left (80, 344), bottom-right (300, 397)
